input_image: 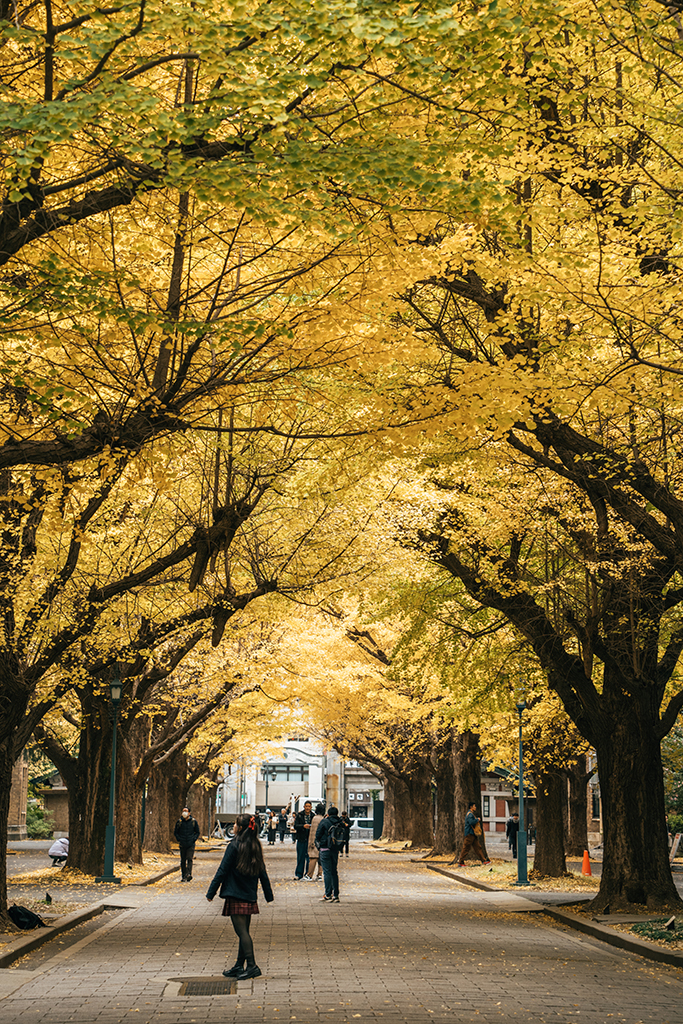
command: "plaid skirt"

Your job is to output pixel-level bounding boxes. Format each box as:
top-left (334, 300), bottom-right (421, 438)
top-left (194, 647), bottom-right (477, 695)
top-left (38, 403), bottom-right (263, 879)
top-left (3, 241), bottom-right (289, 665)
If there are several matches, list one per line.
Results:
top-left (222, 898), bottom-right (259, 916)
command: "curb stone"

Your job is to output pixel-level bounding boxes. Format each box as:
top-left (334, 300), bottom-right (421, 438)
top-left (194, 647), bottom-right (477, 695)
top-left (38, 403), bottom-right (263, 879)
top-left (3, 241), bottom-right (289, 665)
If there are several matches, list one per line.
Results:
top-left (543, 906), bottom-right (683, 969)
top-left (0, 865), bottom-right (180, 968)
top-left (424, 862), bottom-right (683, 970)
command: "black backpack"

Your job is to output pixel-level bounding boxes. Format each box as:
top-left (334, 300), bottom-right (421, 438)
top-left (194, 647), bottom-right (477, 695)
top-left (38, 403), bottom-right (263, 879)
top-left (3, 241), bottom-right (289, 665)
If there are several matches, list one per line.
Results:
top-left (327, 821), bottom-right (347, 849)
top-left (8, 904), bottom-right (46, 930)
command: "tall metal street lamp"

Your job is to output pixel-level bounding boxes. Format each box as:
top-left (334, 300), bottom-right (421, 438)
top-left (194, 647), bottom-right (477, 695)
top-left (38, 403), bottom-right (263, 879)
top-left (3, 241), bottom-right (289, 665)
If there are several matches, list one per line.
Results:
top-left (514, 700), bottom-right (529, 886)
top-left (96, 678), bottom-right (122, 884)
top-left (262, 764), bottom-right (277, 808)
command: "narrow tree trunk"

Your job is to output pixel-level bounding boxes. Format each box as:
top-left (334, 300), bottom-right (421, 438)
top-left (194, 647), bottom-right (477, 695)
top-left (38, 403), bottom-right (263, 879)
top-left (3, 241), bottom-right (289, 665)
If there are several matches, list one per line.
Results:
top-left (592, 710), bottom-right (681, 912)
top-left (453, 730), bottom-right (488, 860)
top-left (566, 755), bottom-right (589, 857)
top-left (431, 732), bottom-right (457, 855)
top-left (532, 768), bottom-right (567, 877)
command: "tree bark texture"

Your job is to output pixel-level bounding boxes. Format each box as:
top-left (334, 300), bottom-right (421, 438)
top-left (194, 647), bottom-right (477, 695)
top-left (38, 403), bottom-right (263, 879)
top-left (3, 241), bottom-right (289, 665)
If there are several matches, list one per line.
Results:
top-left (532, 768), bottom-right (567, 877)
top-left (592, 707), bottom-right (679, 912)
top-left (143, 749), bottom-right (187, 854)
top-left (381, 768), bottom-right (434, 847)
top-left (452, 730), bottom-right (488, 861)
top-left (0, 739), bottom-right (14, 923)
top-left (431, 731), bottom-right (457, 855)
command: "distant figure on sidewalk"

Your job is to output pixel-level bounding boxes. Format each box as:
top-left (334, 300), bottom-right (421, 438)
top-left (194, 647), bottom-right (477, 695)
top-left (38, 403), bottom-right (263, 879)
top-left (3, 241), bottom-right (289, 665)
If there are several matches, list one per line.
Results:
top-left (267, 811), bottom-right (277, 845)
top-left (315, 806), bottom-right (350, 903)
top-left (307, 803), bottom-right (326, 880)
top-left (340, 811), bottom-right (351, 857)
top-left (206, 813), bottom-right (274, 980)
top-left (506, 814), bottom-right (520, 858)
top-left (456, 802), bottom-right (490, 867)
top-left (294, 800), bottom-right (314, 879)
top-left (174, 806), bottom-right (200, 882)
top-left (48, 836), bottom-right (69, 865)
top-left (277, 808), bottom-right (288, 843)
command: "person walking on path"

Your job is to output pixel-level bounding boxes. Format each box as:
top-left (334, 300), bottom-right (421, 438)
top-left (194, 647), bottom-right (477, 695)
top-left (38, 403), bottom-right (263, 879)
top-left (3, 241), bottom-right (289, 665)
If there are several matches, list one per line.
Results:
top-left (315, 806), bottom-right (350, 903)
top-left (456, 801), bottom-right (490, 867)
top-left (340, 811), bottom-right (351, 857)
top-left (267, 811), bottom-right (277, 845)
top-left (174, 806), bottom-right (200, 881)
top-left (206, 813), bottom-right (274, 980)
top-left (276, 808), bottom-right (288, 843)
top-left (506, 813), bottom-right (520, 858)
top-left (307, 803), bottom-right (326, 880)
top-left (294, 800), bottom-right (314, 879)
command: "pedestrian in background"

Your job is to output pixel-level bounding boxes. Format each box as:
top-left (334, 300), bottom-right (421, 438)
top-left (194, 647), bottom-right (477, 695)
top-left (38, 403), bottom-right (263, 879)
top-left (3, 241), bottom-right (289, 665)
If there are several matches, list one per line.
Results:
top-left (174, 806), bottom-right (200, 881)
top-left (206, 813), bottom-right (274, 980)
top-left (340, 811), bottom-right (351, 857)
top-left (456, 801), bottom-right (490, 868)
top-left (267, 811), bottom-right (277, 845)
top-left (307, 803), bottom-right (326, 880)
top-left (277, 808), bottom-right (288, 843)
top-left (315, 806), bottom-right (349, 903)
top-left (506, 813), bottom-right (520, 858)
top-left (294, 800), bottom-right (314, 879)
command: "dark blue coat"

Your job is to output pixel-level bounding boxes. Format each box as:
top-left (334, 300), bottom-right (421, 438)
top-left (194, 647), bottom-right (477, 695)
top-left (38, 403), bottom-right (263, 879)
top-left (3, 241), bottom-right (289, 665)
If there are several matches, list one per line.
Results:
top-left (206, 839), bottom-right (274, 904)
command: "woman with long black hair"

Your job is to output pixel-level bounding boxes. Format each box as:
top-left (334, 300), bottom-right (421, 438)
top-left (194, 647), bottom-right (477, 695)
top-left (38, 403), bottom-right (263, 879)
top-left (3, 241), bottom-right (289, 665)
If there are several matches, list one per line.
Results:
top-left (206, 813), bottom-right (274, 979)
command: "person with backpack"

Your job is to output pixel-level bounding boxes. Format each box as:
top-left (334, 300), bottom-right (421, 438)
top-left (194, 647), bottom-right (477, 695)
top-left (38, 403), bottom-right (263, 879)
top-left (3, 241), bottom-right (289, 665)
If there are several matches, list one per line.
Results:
top-left (315, 806), bottom-right (349, 903)
top-left (206, 813), bottom-right (274, 980)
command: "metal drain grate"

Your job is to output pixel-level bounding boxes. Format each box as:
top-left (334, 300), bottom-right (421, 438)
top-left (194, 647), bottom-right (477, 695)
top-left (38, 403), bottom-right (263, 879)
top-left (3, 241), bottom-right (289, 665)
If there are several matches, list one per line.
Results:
top-left (177, 977), bottom-right (237, 996)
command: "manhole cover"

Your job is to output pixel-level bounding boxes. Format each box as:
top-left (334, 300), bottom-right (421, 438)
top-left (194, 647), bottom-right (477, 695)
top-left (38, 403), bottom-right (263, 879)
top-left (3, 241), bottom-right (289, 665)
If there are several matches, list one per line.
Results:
top-left (176, 977), bottom-right (237, 996)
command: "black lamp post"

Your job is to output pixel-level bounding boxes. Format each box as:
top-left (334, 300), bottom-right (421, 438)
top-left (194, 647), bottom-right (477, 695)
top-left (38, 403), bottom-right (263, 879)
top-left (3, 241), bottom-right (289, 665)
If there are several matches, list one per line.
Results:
top-left (514, 700), bottom-right (529, 886)
top-left (96, 678), bottom-right (122, 884)
top-left (262, 764), bottom-right (277, 808)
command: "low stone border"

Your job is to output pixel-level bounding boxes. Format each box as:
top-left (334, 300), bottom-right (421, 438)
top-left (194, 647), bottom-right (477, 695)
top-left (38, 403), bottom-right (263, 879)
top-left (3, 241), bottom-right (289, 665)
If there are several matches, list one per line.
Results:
top-left (424, 863), bottom-right (502, 892)
top-left (0, 903), bottom-right (110, 968)
top-left (543, 907), bottom-right (683, 969)
top-left (423, 862), bottom-right (683, 969)
top-left (134, 864), bottom-right (180, 886)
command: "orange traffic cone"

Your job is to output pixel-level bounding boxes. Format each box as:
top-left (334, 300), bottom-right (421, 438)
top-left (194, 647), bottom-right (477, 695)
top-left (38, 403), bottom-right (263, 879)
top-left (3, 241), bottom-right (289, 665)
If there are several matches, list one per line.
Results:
top-left (582, 850), bottom-right (592, 875)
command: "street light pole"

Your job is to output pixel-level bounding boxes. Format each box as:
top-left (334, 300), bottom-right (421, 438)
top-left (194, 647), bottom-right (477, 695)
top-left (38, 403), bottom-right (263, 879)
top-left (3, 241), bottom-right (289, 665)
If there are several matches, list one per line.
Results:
top-left (96, 678), bottom-right (122, 884)
top-left (514, 700), bottom-right (529, 886)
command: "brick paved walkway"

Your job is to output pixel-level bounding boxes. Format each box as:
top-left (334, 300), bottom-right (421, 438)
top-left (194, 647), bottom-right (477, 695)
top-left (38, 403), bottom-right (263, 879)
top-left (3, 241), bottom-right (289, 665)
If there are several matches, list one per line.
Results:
top-left (0, 845), bottom-right (681, 1024)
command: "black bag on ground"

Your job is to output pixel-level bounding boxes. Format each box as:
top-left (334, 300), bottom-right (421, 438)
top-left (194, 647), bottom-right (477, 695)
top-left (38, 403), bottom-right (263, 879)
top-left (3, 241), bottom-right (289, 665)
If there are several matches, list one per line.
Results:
top-left (8, 904), bottom-right (46, 930)
top-left (327, 822), bottom-right (347, 849)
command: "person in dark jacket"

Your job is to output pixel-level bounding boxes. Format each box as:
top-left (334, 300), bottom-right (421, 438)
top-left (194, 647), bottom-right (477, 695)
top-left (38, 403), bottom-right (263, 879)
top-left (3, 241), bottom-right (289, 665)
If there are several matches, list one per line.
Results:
top-left (506, 814), bottom-right (520, 858)
top-left (206, 813), bottom-right (274, 980)
top-left (293, 800), bottom-right (314, 879)
top-left (315, 807), bottom-right (349, 903)
top-left (174, 806), bottom-right (200, 881)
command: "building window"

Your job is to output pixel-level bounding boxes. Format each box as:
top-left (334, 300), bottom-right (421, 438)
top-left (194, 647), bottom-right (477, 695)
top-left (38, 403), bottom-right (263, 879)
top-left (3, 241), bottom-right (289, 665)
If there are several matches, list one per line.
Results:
top-left (273, 766), bottom-right (309, 781)
top-left (483, 796), bottom-right (490, 818)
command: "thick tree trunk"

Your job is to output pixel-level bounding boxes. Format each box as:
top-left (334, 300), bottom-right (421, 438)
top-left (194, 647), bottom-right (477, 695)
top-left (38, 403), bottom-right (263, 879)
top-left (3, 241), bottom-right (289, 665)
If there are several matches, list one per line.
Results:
top-left (532, 768), bottom-right (567, 877)
top-left (187, 782), bottom-right (212, 835)
top-left (63, 719), bottom-right (113, 875)
top-left (143, 749), bottom-right (187, 853)
top-left (431, 731), bottom-right (457, 855)
top-left (566, 755), bottom-right (589, 857)
top-left (114, 718), bottom-right (147, 864)
top-left (592, 710), bottom-right (681, 912)
top-left (452, 730), bottom-right (488, 860)
top-left (381, 768), bottom-right (434, 846)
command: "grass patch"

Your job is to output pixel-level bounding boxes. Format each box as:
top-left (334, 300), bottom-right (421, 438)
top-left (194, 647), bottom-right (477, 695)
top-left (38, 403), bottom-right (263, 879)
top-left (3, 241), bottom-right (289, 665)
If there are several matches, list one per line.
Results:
top-left (631, 918), bottom-right (683, 944)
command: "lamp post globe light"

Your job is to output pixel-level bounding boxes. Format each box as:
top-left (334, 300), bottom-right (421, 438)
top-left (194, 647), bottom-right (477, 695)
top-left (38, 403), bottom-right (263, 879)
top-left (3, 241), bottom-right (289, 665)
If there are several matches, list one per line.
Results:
top-left (514, 700), bottom-right (529, 886)
top-left (96, 678), bottom-right (122, 884)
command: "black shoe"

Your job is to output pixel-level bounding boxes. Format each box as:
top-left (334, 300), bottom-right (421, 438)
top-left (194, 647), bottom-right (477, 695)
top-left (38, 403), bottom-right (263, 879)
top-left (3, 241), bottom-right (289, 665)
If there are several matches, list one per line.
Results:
top-left (236, 965), bottom-right (262, 980)
top-left (222, 964), bottom-right (244, 978)
top-left (186, 875), bottom-right (192, 881)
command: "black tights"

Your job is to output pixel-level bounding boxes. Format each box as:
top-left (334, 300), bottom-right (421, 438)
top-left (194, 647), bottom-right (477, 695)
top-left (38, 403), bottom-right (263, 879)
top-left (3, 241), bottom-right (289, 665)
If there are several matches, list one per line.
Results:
top-left (230, 914), bottom-right (254, 965)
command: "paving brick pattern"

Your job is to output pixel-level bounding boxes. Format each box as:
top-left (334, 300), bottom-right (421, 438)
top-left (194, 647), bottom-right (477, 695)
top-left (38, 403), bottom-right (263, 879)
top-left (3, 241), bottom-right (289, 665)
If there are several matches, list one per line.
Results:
top-left (1, 846), bottom-right (682, 1024)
